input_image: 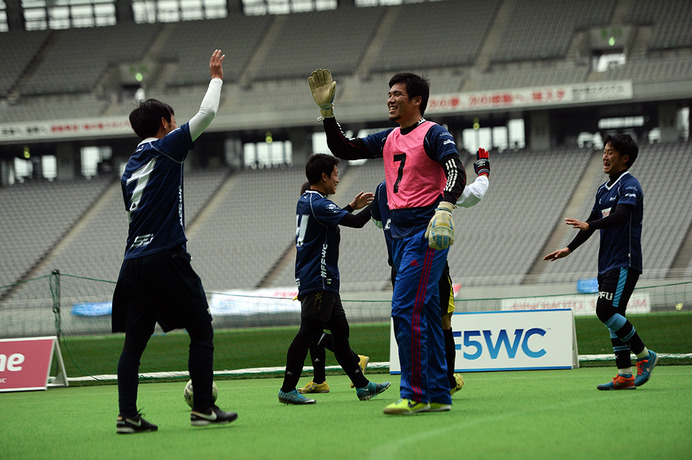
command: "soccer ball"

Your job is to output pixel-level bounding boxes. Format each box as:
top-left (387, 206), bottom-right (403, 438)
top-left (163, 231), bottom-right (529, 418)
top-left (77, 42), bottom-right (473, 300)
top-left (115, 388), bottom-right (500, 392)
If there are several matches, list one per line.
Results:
top-left (183, 379), bottom-right (218, 408)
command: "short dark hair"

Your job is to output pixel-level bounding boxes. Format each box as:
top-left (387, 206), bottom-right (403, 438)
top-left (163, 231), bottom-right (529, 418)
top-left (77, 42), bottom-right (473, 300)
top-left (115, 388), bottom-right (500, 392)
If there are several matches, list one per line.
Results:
top-left (603, 133), bottom-right (639, 167)
top-left (129, 99), bottom-right (175, 140)
top-left (305, 153), bottom-right (339, 185)
top-left (388, 72), bottom-right (430, 116)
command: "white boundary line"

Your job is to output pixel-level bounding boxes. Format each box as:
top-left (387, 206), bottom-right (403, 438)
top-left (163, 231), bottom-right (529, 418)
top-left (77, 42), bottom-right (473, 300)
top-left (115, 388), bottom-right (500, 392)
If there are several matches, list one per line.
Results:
top-left (62, 354), bottom-right (692, 383)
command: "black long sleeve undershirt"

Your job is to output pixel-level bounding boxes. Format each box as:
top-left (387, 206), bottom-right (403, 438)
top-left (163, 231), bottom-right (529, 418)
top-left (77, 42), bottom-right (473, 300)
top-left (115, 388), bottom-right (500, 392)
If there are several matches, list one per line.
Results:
top-left (566, 204), bottom-right (634, 252)
top-left (441, 155), bottom-right (465, 204)
top-left (339, 202), bottom-right (373, 228)
top-left (324, 117), bottom-right (374, 160)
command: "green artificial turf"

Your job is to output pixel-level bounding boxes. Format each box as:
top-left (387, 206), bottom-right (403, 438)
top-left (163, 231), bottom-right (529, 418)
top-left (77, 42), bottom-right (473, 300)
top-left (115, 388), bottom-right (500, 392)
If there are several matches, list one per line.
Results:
top-left (3, 367), bottom-right (691, 459)
top-left (57, 311), bottom-right (692, 380)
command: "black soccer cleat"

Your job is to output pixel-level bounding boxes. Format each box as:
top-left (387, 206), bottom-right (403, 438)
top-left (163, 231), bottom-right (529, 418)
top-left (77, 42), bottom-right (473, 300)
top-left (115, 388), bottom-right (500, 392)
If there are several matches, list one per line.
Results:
top-left (190, 405), bottom-right (238, 426)
top-left (116, 413), bottom-right (159, 434)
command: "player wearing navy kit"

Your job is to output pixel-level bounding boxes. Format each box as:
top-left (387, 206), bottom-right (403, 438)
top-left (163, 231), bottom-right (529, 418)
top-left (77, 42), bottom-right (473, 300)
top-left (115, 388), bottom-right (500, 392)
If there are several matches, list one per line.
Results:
top-left (112, 50), bottom-right (237, 433)
top-left (278, 153), bottom-right (391, 405)
top-left (296, 181), bottom-right (370, 395)
top-left (308, 69), bottom-right (466, 415)
top-left (544, 133), bottom-right (658, 390)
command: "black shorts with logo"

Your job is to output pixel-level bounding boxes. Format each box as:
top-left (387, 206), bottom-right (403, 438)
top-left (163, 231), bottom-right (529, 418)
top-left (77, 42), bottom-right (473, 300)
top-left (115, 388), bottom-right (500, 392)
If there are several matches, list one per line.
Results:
top-left (299, 290), bottom-right (344, 324)
top-left (112, 246), bottom-right (212, 333)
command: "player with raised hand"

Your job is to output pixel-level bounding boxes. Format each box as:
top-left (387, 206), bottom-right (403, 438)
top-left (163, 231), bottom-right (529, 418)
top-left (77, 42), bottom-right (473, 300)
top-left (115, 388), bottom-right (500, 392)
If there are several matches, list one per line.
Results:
top-left (295, 181), bottom-right (370, 395)
top-left (113, 50), bottom-right (237, 433)
top-left (278, 154), bottom-right (391, 405)
top-left (308, 68), bottom-right (466, 415)
top-left (544, 134), bottom-right (657, 390)
top-left (372, 148), bottom-right (491, 401)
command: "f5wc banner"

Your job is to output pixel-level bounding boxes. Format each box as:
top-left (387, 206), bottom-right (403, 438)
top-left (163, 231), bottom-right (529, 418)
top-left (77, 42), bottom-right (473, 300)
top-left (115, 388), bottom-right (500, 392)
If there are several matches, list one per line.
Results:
top-left (389, 309), bottom-right (578, 373)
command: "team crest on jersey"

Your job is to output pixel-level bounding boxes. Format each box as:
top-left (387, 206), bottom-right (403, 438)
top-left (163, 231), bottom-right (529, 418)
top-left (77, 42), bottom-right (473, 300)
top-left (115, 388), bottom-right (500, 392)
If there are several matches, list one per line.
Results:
top-left (602, 207), bottom-right (611, 217)
top-left (326, 203), bottom-right (339, 212)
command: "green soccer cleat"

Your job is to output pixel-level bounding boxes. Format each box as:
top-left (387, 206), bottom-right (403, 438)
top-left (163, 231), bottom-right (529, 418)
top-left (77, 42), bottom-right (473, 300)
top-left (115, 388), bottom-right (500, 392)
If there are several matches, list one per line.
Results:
top-left (298, 380), bottom-right (330, 394)
top-left (383, 399), bottom-right (430, 415)
top-left (634, 350), bottom-right (659, 387)
top-left (351, 355), bottom-right (370, 388)
top-left (450, 373), bottom-right (464, 396)
top-left (596, 374), bottom-right (635, 390)
top-left (356, 381), bottom-right (391, 401)
top-left (278, 389), bottom-right (317, 405)
top-left (427, 402), bottom-right (452, 412)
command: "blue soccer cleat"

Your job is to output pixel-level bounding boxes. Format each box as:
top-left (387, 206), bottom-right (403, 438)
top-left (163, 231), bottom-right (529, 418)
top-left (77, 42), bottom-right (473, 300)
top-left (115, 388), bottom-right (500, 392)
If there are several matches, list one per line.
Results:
top-left (634, 350), bottom-right (659, 387)
top-left (596, 373), bottom-right (635, 390)
top-left (278, 389), bottom-right (316, 405)
top-left (356, 381), bottom-right (391, 401)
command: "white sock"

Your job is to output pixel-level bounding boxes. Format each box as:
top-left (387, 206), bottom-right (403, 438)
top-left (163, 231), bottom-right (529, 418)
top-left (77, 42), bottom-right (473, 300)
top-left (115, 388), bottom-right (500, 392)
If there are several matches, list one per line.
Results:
top-left (636, 348), bottom-right (649, 360)
top-left (618, 368), bottom-right (632, 376)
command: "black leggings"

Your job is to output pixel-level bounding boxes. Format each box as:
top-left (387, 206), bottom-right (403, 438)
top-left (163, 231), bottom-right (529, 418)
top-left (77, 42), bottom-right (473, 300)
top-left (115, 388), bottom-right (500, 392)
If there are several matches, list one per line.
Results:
top-left (282, 312), bottom-right (367, 392)
top-left (117, 321), bottom-right (214, 416)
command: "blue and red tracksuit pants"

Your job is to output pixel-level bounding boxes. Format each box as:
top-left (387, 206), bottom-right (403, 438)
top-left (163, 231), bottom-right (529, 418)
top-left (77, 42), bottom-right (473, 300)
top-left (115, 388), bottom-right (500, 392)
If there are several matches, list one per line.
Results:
top-left (391, 229), bottom-right (451, 405)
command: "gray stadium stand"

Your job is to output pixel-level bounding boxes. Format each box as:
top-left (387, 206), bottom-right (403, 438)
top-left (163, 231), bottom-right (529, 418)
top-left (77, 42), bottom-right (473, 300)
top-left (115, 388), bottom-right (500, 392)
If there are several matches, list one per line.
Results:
top-left (186, 165), bottom-right (306, 291)
top-left (0, 177), bottom-right (113, 290)
top-left (626, 0), bottom-right (692, 50)
top-left (158, 14), bottom-right (272, 85)
top-left (474, 63), bottom-right (589, 91)
top-left (250, 6), bottom-right (385, 81)
top-left (368, 0), bottom-right (500, 73)
top-left (3, 167), bottom-right (230, 299)
top-left (21, 23), bottom-right (162, 95)
top-left (446, 147), bottom-right (593, 287)
top-left (1, 1), bottom-right (691, 297)
top-left (490, 0), bottom-right (616, 63)
top-left (594, 55), bottom-right (692, 84)
top-left (2, 142), bottom-right (691, 299)
top-left (0, 93), bottom-right (109, 123)
top-left (0, 29), bottom-right (50, 96)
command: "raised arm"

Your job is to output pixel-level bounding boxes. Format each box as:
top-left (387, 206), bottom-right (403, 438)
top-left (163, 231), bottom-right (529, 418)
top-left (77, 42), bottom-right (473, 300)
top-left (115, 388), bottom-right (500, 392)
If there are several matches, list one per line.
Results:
top-left (308, 68), bottom-right (375, 160)
top-left (189, 49), bottom-right (225, 141)
top-left (458, 149), bottom-right (490, 208)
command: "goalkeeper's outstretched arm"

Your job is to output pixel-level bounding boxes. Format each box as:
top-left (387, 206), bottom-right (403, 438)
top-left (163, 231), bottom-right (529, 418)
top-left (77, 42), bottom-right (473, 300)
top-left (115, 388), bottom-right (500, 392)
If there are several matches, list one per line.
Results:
top-left (308, 68), bottom-right (374, 161)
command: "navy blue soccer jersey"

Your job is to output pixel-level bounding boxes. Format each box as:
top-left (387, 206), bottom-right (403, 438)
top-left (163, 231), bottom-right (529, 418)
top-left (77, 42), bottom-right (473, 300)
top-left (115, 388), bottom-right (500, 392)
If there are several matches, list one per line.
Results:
top-left (592, 171), bottom-right (643, 274)
top-left (120, 122), bottom-right (193, 259)
top-left (295, 190), bottom-right (350, 296)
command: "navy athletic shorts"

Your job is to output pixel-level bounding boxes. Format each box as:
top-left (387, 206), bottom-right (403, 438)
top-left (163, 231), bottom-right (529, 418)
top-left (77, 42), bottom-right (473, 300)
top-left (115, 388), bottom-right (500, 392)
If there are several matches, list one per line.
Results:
top-left (299, 290), bottom-right (344, 324)
top-left (112, 246), bottom-right (212, 333)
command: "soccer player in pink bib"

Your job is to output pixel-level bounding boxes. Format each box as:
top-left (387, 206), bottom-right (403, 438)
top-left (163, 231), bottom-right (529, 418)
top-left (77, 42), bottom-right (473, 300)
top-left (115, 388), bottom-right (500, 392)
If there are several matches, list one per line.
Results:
top-left (308, 69), bottom-right (468, 414)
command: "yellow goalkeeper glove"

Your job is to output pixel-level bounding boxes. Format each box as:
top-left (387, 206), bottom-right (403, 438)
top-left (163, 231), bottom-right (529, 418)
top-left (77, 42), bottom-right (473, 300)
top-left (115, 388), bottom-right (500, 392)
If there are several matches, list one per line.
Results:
top-left (425, 201), bottom-right (455, 250)
top-left (307, 68), bottom-right (336, 118)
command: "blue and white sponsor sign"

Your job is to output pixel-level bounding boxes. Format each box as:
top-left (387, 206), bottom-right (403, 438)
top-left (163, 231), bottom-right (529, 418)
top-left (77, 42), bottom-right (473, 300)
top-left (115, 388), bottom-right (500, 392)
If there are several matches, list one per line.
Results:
top-left (71, 301), bottom-right (112, 317)
top-left (389, 309), bottom-right (577, 373)
top-left (209, 288), bottom-right (299, 316)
